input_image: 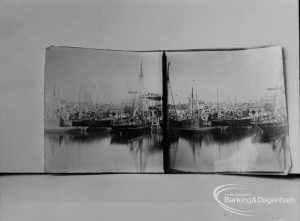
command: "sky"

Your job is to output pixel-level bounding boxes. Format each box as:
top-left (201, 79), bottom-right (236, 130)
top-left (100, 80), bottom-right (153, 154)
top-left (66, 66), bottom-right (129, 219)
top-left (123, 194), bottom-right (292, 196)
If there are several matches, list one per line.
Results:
top-left (167, 46), bottom-right (285, 104)
top-left (45, 46), bottom-right (285, 106)
top-left (45, 47), bottom-right (162, 105)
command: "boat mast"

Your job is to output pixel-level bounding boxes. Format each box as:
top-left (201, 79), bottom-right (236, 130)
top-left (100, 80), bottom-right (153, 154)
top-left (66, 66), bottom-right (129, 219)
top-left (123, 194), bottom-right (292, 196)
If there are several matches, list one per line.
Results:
top-left (217, 88), bottom-right (219, 110)
top-left (133, 58), bottom-right (144, 117)
top-left (235, 93), bottom-right (236, 107)
top-left (167, 62), bottom-right (178, 116)
top-left (52, 80), bottom-right (56, 117)
top-left (191, 80), bottom-right (194, 115)
top-left (78, 90), bottom-right (80, 106)
top-left (139, 58), bottom-right (143, 85)
top-left (78, 89), bottom-right (82, 120)
top-left (138, 58), bottom-right (144, 112)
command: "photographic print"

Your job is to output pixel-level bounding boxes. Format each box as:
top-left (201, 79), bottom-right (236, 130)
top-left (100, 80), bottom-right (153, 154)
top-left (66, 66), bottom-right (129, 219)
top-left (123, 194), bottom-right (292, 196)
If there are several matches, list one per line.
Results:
top-left (44, 45), bottom-right (291, 174)
top-left (166, 46), bottom-right (291, 174)
top-left (44, 47), bottom-right (163, 173)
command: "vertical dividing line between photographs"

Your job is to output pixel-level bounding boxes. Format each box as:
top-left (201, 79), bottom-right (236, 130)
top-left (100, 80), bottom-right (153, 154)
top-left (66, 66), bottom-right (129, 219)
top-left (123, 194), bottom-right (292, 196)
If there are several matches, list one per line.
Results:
top-left (162, 51), bottom-right (170, 172)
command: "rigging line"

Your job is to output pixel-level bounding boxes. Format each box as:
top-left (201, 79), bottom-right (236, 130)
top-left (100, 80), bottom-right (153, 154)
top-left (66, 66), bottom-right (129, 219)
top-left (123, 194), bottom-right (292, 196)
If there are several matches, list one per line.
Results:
top-left (169, 81), bottom-right (176, 111)
top-left (273, 63), bottom-right (283, 116)
top-left (167, 62), bottom-right (177, 115)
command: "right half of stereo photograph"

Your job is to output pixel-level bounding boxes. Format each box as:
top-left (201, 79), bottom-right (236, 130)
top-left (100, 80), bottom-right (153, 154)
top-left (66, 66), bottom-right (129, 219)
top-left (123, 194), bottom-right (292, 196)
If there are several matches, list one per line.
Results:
top-left (166, 46), bottom-right (291, 174)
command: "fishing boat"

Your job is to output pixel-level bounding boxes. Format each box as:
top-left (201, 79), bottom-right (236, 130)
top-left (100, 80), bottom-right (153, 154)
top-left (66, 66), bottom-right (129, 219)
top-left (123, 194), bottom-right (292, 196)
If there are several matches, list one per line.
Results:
top-left (170, 116), bottom-right (218, 133)
top-left (168, 73), bottom-right (218, 133)
top-left (211, 118), bottom-right (251, 127)
top-left (45, 81), bottom-right (82, 133)
top-left (72, 118), bottom-right (112, 129)
top-left (170, 118), bottom-right (219, 133)
top-left (111, 59), bottom-right (152, 133)
top-left (71, 90), bottom-right (113, 130)
top-left (45, 119), bottom-right (82, 133)
top-left (111, 120), bottom-right (151, 133)
top-left (210, 103), bottom-right (251, 128)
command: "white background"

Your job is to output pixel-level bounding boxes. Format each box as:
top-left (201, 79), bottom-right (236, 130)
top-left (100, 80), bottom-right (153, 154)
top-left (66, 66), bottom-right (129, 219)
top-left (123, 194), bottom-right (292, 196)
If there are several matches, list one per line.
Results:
top-left (0, 0), bottom-right (299, 173)
top-left (0, 0), bottom-right (299, 220)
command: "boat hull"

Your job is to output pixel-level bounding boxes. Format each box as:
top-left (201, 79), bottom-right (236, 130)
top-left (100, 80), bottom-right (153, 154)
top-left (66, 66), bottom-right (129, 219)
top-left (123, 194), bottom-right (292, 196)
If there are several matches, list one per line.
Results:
top-left (72, 119), bottom-right (112, 128)
top-left (111, 123), bottom-right (151, 132)
top-left (211, 119), bottom-right (251, 127)
top-left (170, 118), bottom-right (211, 128)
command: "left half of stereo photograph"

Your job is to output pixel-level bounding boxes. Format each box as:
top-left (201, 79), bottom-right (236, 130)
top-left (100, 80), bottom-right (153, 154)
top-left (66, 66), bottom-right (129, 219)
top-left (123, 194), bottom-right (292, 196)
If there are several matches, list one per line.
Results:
top-left (44, 46), bottom-right (163, 173)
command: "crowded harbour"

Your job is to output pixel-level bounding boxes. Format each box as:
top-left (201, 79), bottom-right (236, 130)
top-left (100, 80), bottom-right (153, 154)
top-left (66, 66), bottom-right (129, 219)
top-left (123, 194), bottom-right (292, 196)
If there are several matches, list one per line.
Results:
top-left (44, 46), bottom-right (290, 173)
top-left (167, 86), bottom-right (288, 137)
top-left (45, 60), bottom-right (162, 134)
top-left (45, 70), bottom-right (288, 138)
top-left (44, 71), bottom-right (289, 173)
top-left (45, 52), bottom-right (288, 138)
top-left (44, 129), bottom-right (163, 173)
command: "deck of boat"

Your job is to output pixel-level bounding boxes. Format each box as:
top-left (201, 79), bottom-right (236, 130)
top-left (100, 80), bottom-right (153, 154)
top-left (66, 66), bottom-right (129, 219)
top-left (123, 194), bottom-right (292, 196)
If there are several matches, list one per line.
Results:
top-left (111, 124), bottom-right (152, 132)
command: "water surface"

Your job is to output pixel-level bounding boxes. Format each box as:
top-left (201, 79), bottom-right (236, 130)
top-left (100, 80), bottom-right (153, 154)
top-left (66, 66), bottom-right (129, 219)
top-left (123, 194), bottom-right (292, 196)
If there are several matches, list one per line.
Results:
top-left (169, 128), bottom-right (291, 173)
top-left (45, 127), bottom-right (291, 174)
top-left (45, 129), bottom-right (163, 173)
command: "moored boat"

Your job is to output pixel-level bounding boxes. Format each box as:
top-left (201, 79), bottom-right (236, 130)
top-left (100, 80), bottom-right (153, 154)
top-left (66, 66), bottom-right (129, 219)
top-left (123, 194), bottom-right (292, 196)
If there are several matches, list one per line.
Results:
top-left (72, 118), bottom-right (112, 128)
top-left (211, 118), bottom-right (251, 127)
top-left (45, 118), bottom-right (83, 133)
top-left (170, 117), bottom-right (218, 134)
top-left (168, 80), bottom-right (217, 133)
top-left (111, 58), bottom-right (153, 133)
top-left (111, 121), bottom-right (151, 132)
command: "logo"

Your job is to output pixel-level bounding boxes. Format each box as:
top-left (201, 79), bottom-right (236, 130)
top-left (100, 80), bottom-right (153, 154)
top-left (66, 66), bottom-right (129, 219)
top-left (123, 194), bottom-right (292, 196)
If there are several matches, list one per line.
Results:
top-left (213, 184), bottom-right (296, 217)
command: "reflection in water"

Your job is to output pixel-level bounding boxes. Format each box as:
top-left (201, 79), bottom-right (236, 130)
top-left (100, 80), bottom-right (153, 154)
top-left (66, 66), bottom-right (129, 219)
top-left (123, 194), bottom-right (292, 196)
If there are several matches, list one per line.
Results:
top-left (45, 127), bottom-right (291, 173)
top-left (169, 128), bottom-right (291, 173)
top-left (44, 129), bottom-right (163, 173)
